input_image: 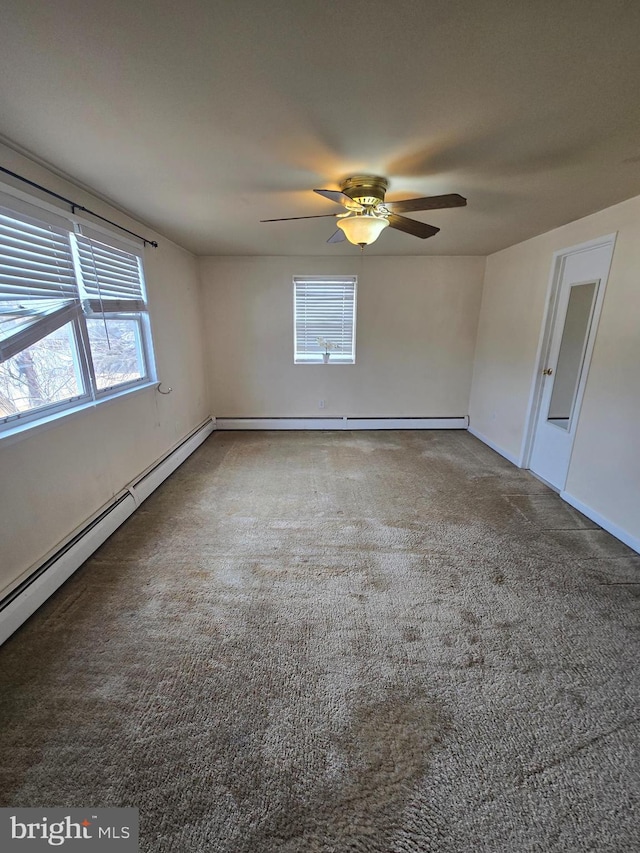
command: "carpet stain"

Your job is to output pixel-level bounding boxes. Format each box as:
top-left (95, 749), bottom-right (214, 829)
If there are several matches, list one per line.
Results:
top-left (238, 686), bottom-right (443, 853)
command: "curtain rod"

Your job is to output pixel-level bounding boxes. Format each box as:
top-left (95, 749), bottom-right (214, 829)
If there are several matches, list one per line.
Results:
top-left (0, 165), bottom-right (158, 247)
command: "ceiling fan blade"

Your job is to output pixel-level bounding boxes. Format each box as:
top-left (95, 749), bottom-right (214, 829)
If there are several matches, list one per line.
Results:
top-left (260, 213), bottom-right (340, 222)
top-left (327, 228), bottom-right (346, 244)
top-left (385, 193), bottom-right (467, 213)
top-left (387, 213), bottom-right (440, 239)
top-left (313, 188), bottom-right (357, 206)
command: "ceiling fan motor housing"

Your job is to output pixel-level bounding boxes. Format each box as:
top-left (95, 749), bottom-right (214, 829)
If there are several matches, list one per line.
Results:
top-left (340, 175), bottom-right (389, 208)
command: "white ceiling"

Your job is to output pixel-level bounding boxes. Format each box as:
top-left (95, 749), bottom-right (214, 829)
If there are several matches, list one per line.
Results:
top-left (1, 0), bottom-right (640, 256)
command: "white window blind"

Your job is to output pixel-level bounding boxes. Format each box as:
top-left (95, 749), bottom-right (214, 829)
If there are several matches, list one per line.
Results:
top-left (0, 194), bottom-right (155, 432)
top-left (0, 207), bottom-right (79, 360)
top-left (294, 276), bottom-right (357, 363)
top-left (75, 234), bottom-right (146, 310)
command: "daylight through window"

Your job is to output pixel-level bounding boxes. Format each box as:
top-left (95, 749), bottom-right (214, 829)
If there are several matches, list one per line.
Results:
top-left (0, 194), bottom-right (155, 432)
top-left (293, 276), bottom-right (357, 364)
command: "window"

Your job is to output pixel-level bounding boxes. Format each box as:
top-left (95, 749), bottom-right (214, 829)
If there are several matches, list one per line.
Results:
top-left (0, 193), bottom-right (155, 433)
top-left (294, 276), bottom-right (357, 364)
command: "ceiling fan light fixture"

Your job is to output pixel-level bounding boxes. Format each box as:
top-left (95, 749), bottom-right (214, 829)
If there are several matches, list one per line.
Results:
top-left (337, 213), bottom-right (389, 246)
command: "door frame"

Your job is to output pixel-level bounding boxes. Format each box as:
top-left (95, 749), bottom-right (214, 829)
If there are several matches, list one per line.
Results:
top-left (520, 233), bottom-right (616, 482)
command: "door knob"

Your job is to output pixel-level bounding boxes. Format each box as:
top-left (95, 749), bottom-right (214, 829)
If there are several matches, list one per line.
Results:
top-left (543, 367), bottom-right (553, 375)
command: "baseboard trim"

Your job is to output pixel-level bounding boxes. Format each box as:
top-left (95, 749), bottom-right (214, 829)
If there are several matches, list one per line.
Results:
top-left (560, 491), bottom-right (640, 555)
top-left (467, 426), bottom-right (521, 466)
top-left (216, 416), bottom-right (469, 430)
top-left (130, 417), bottom-right (216, 504)
top-left (0, 416), bottom-right (215, 646)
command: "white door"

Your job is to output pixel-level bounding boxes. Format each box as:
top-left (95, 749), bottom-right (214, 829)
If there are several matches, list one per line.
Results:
top-left (528, 240), bottom-right (614, 490)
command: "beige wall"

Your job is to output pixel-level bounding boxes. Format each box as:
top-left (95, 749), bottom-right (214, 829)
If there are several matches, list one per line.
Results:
top-left (470, 194), bottom-right (640, 544)
top-left (200, 255), bottom-right (485, 418)
top-left (0, 144), bottom-right (210, 595)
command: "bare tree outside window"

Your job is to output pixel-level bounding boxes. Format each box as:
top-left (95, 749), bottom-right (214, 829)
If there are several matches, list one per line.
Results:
top-left (0, 324), bottom-right (81, 417)
top-left (0, 204), bottom-right (154, 432)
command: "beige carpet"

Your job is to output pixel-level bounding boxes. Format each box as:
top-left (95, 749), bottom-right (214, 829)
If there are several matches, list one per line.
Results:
top-left (1, 430), bottom-right (639, 852)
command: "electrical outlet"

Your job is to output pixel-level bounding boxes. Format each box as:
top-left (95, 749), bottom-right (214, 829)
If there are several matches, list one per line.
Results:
top-left (319, 399), bottom-right (325, 409)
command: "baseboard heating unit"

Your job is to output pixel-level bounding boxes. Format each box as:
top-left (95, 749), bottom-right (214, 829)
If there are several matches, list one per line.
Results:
top-left (216, 416), bottom-right (469, 430)
top-left (0, 417), bottom-right (215, 646)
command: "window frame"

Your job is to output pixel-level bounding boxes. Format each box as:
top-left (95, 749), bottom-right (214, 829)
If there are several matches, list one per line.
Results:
top-left (0, 317), bottom-right (95, 428)
top-left (0, 189), bottom-right (157, 438)
top-left (293, 275), bottom-right (357, 365)
top-left (86, 311), bottom-right (149, 397)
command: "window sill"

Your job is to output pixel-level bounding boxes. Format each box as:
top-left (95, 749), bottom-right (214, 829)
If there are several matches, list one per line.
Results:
top-left (0, 380), bottom-right (158, 448)
top-left (294, 360), bottom-right (356, 365)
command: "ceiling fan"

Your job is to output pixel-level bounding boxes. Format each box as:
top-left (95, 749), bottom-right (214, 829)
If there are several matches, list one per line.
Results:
top-left (261, 175), bottom-right (466, 247)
